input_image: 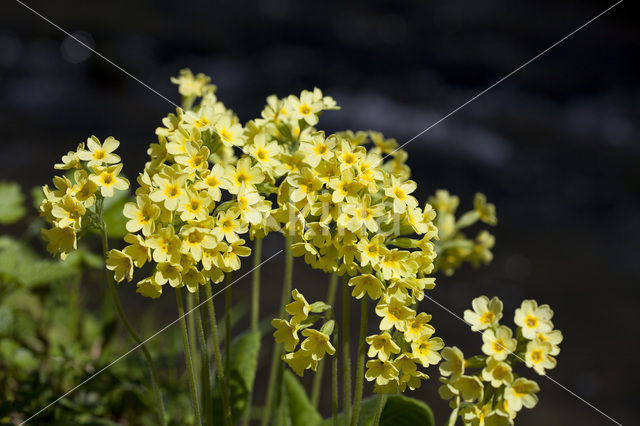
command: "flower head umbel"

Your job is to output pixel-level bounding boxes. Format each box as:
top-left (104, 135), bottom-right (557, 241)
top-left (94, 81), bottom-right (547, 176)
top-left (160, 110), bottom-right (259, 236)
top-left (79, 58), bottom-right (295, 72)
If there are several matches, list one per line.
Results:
top-left (439, 296), bottom-right (562, 425)
top-left (40, 136), bottom-right (129, 259)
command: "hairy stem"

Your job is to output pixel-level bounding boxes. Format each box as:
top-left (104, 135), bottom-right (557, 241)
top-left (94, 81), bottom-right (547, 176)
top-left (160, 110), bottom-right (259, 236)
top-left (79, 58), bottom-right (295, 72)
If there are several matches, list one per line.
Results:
top-left (311, 272), bottom-right (338, 408)
top-left (262, 234), bottom-right (294, 426)
top-left (332, 325), bottom-right (339, 426)
top-left (243, 237), bottom-right (263, 426)
top-left (176, 288), bottom-right (202, 426)
top-left (372, 393), bottom-right (385, 426)
top-left (342, 277), bottom-right (351, 426)
top-left (99, 209), bottom-right (165, 426)
top-left (204, 282), bottom-right (232, 426)
top-left (350, 296), bottom-right (369, 426)
top-left (225, 273), bottom-right (232, 379)
top-left (195, 287), bottom-right (213, 426)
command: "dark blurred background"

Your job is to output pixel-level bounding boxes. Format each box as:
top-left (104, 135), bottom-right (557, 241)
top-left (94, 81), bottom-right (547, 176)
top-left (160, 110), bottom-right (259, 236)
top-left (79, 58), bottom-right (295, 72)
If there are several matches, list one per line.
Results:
top-left (1, 0), bottom-right (639, 424)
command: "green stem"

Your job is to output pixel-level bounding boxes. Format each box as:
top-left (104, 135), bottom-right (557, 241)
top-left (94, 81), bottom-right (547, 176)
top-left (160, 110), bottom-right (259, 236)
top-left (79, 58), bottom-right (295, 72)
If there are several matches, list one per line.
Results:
top-left (372, 394), bottom-right (385, 426)
top-left (176, 288), bottom-right (202, 426)
top-left (225, 273), bottom-right (232, 379)
top-left (342, 277), bottom-right (351, 426)
top-left (350, 296), bottom-right (369, 426)
top-left (251, 238), bottom-right (263, 331)
top-left (187, 292), bottom-right (199, 373)
top-left (332, 326), bottom-right (339, 426)
top-left (98, 209), bottom-right (165, 426)
top-left (311, 272), bottom-right (338, 409)
top-left (195, 287), bottom-right (213, 426)
top-left (262, 234), bottom-right (294, 426)
top-left (204, 282), bottom-right (232, 426)
top-left (243, 238), bottom-right (263, 426)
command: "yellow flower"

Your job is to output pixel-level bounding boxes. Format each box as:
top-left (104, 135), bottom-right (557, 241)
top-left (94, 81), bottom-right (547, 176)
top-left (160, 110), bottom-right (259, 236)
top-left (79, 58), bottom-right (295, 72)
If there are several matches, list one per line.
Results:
top-left (481, 326), bottom-right (516, 361)
top-left (147, 226), bottom-right (182, 264)
top-left (439, 346), bottom-right (465, 381)
top-left (453, 375), bottom-right (484, 402)
top-left (174, 140), bottom-right (210, 177)
top-left (54, 146), bottom-right (83, 170)
top-left (384, 176), bottom-right (418, 213)
top-left (77, 136), bottom-right (121, 167)
top-left (41, 226), bottom-right (76, 259)
top-left (286, 289), bottom-right (310, 325)
top-left (366, 332), bottom-right (401, 362)
top-left (365, 359), bottom-right (399, 386)
top-left (428, 189), bottom-right (459, 214)
top-left (123, 195), bottom-right (160, 236)
top-left (72, 170), bottom-right (98, 207)
top-left (51, 194), bottom-right (86, 229)
top-left (154, 262), bottom-right (183, 287)
top-left (473, 193), bottom-right (497, 226)
top-left (504, 378), bottom-right (539, 412)
top-left (272, 319), bottom-right (299, 351)
top-left (348, 274), bottom-right (385, 300)
top-left (282, 349), bottom-right (317, 377)
top-left (106, 249), bottom-right (134, 283)
top-left (288, 90), bottom-right (322, 126)
top-left (222, 239), bottom-right (252, 271)
top-left (356, 234), bottom-right (388, 268)
top-left (90, 164), bottom-right (129, 198)
top-left (123, 233), bottom-right (151, 267)
top-left (287, 167), bottom-right (322, 204)
top-left (299, 131), bottom-right (334, 167)
top-left (180, 225), bottom-right (217, 262)
top-left (411, 335), bottom-right (444, 367)
top-left (464, 296), bottom-right (503, 331)
top-left (170, 68), bottom-right (215, 98)
top-left (213, 114), bottom-right (245, 147)
top-left (375, 295), bottom-right (415, 332)
top-left (212, 209), bottom-right (246, 243)
top-left (136, 276), bottom-right (162, 299)
top-left (178, 190), bottom-right (212, 222)
top-left (222, 157), bottom-right (264, 194)
top-left (524, 340), bottom-right (556, 375)
top-left (300, 328), bottom-right (336, 360)
top-left (195, 164), bottom-right (225, 201)
top-left (514, 300), bottom-right (553, 340)
top-left (342, 195), bottom-right (384, 233)
top-left (481, 358), bottom-right (514, 388)
top-left (535, 329), bottom-right (563, 356)
top-left (150, 172), bottom-right (188, 210)
top-left (404, 312), bottom-right (435, 342)
top-left (182, 266), bottom-right (206, 293)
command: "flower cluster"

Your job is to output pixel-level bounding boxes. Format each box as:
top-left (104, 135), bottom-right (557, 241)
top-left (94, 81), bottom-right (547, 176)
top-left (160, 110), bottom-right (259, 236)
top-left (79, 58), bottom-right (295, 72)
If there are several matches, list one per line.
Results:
top-left (272, 289), bottom-right (335, 376)
top-left (39, 136), bottom-right (129, 259)
top-left (430, 190), bottom-right (496, 276)
top-left (439, 296), bottom-right (562, 425)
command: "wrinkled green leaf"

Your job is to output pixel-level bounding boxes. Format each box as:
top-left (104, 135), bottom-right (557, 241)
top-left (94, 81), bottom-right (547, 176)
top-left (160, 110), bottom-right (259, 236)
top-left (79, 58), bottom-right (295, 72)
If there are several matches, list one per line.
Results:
top-left (0, 236), bottom-right (78, 287)
top-left (0, 182), bottom-right (25, 224)
top-left (323, 395), bottom-right (434, 426)
top-left (379, 395), bottom-right (434, 426)
top-left (281, 369), bottom-right (323, 426)
top-left (212, 330), bottom-right (261, 424)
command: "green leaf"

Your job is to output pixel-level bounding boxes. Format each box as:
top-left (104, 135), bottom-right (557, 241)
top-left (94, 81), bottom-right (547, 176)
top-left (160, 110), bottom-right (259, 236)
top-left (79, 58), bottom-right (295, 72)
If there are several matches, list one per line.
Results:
top-left (0, 182), bottom-right (25, 224)
top-left (0, 305), bottom-right (14, 336)
top-left (379, 395), bottom-right (434, 426)
top-left (281, 370), bottom-right (323, 426)
top-left (322, 395), bottom-right (434, 426)
top-left (212, 330), bottom-right (261, 424)
top-left (0, 236), bottom-right (78, 287)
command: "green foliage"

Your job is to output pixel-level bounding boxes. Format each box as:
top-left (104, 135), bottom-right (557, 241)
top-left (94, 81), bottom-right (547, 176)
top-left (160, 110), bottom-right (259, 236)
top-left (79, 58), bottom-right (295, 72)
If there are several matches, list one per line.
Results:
top-left (212, 330), bottom-right (261, 424)
top-left (0, 182), bottom-right (25, 225)
top-left (0, 236), bottom-right (78, 287)
top-left (281, 370), bottom-right (323, 426)
top-left (323, 395), bottom-right (434, 426)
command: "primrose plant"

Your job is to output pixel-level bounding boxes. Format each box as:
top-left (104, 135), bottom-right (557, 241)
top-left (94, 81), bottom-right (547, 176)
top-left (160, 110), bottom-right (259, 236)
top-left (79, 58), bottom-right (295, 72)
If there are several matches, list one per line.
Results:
top-left (38, 69), bottom-right (562, 426)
